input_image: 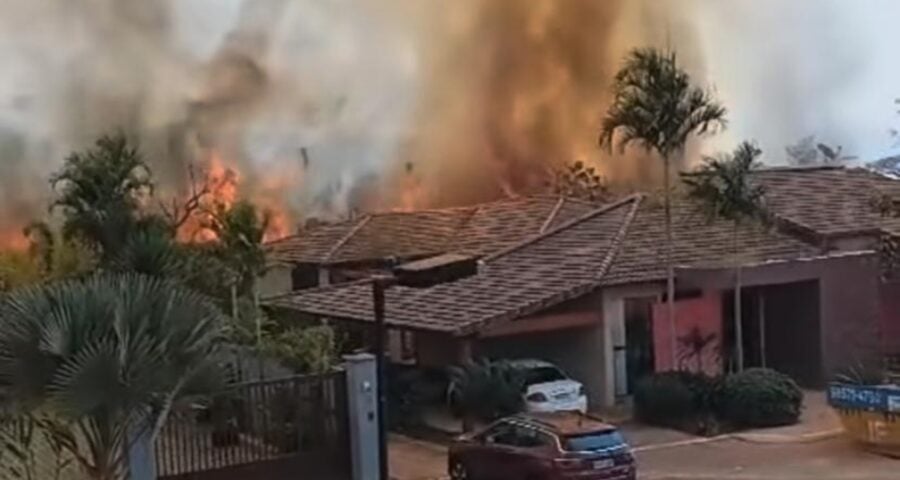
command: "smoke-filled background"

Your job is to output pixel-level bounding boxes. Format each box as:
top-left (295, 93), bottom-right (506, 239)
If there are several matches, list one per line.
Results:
top-left (2, 0), bottom-right (900, 242)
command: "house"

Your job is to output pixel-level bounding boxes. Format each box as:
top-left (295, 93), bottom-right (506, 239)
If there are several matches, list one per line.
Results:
top-left (263, 166), bottom-right (900, 408)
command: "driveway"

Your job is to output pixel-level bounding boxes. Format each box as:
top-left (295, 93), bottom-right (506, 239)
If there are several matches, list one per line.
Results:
top-left (387, 391), bottom-right (873, 480)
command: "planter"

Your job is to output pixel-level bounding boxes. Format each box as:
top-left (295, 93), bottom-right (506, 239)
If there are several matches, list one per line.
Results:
top-left (828, 383), bottom-right (900, 457)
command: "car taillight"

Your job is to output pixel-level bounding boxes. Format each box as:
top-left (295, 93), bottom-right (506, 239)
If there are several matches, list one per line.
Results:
top-left (526, 392), bottom-right (549, 403)
top-left (553, 457), bottom-right (585, 470)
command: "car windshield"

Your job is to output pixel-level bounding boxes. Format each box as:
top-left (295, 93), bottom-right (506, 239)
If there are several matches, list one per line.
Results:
top-left (523, 366), bottom-right (566, 385)
top-left (563, 430), bottom-right (626, 452)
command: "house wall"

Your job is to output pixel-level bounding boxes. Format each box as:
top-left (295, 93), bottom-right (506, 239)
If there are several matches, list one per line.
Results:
top-left (651, 291), bottom-right (723, 375)
top-left (676, 252), bottom-right (882, 384)
top-left (258, 265), bottom-right (294, 296)
top-left (819, 254), bottom-right (883, 379)
top-left (881, 281), bottom-right (900, 355)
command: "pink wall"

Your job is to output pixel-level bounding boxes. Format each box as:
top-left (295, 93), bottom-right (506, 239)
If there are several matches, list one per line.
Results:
top-left (881, 282), bottom-right (900, 355)
top-left (652, 291), bottom-right (723, 375)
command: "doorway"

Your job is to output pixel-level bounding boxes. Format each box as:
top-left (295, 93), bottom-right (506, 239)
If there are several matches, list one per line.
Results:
top-left (624, 297), bottom-right (656, 394)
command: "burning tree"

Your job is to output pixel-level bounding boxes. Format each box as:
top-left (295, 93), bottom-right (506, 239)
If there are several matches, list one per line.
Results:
top-left (599, 48), bottom-right (727, 367)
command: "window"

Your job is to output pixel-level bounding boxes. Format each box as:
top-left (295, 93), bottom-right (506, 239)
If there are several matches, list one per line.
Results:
top-left (483, 422), bottom-right (518, 446)
top-left (523, 367), bottom-right (567, 386)
top-left (563, 430), bottom-right (626, 452)
top-left (512, 426), bottom-right (555, 448)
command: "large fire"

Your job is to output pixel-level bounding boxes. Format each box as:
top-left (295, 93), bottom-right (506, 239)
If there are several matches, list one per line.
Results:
top-left (178, 150), bottom-right (294, 243)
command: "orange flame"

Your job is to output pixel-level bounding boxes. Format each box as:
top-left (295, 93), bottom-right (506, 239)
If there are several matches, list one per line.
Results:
top-left (177, 149), bottom-right (294, 243)
top-left (0, 229), bottom-right (29, 252)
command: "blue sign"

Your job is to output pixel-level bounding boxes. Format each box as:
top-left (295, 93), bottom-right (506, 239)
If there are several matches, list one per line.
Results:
top-left (828, 383), bottom-right (900, 413)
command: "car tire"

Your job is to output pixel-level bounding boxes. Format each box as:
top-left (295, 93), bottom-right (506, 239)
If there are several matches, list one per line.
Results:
top-left (449, 460), bottom-right (469, 480)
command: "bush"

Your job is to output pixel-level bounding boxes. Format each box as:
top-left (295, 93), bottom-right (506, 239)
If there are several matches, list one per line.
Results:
top-left (716, 368), bottom-right (803, 428)
top-left (634, 371), bottom-right (716, 428)
top-left (447, 359), bottom-right (525, 423)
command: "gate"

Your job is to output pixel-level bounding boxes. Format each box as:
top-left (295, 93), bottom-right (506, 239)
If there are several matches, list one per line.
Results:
top-left (155, 371), bottom-right (350, 480)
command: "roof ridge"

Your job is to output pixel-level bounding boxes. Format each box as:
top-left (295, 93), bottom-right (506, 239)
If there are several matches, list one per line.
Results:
top-left (593, 196), bottom-right (643, 281)
top-left (324, 215), bottom-right (372, 262)
top-left (539, 197), bottom-right (566, 234)
top-left (467, 196), bottom-right (643, 336)
top-left (752, 165), bottom-right (846, 173)
top-left (483, 194), bottom-right (643, 263)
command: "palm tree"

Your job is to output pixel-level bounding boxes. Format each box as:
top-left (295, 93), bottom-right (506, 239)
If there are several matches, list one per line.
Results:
top-left (599, 47), bottom-right (727, 368)
top-left (0, 274), bottom-right (224, 480)
top-left (681, 141), bottom-right (768, 371)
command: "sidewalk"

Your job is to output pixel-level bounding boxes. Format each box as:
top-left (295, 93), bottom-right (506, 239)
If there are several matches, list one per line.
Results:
top-left (729, 390), bottom-right (842, 444)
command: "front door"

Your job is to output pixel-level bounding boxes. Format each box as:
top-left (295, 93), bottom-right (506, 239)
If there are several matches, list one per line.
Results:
top-left (625, 298), bottom-right (656, 394)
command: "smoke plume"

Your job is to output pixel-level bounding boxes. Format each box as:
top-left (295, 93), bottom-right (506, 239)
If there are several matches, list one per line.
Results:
top-left (2, 0), bottom-right (899, 245)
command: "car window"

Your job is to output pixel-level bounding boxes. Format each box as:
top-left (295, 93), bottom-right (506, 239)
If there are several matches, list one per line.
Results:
top-left (483, 422), bottom-right (518, 446)
top-left (523, 366), bottom-right (567, 386)
top-left (512, 425), bottom-right (556, 448)
top-left (563, 430), bottom-right (626, 452)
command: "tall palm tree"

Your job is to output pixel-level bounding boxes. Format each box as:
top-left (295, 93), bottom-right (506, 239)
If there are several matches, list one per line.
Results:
top-left (681, 141), bottom-right (768, 372)
top-left (599, 48), bottom-right (727, 367)
top-left (0, 274), bottom-right (224, 480)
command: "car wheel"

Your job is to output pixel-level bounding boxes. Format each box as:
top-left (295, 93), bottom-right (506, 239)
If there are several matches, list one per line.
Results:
top-left (450, 460), bottom-right (469, 480)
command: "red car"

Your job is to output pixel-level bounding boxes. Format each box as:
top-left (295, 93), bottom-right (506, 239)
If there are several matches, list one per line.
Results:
top-left (448, 412), bottom-right (636, 480)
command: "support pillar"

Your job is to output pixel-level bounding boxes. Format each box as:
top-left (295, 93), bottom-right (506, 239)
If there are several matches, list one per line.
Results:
top-left (601, 291), bottom-right (627, 407)
top-left (344, 353), bottom-right (380, 480)
top-left (457, 337), bottom-right (475, 364)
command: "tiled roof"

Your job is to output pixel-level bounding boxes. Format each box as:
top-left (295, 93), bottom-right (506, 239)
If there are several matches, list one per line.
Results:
top-left (601, 198), bottom-right (823, 286)
top-left (753, 166), bottom-right (900, 238)
top-left (265, 221), bottom-right (359, 264)
top-left (266, 195), bottom-right (598, 265)
top-left (266, 196), bottom-right (640, 335)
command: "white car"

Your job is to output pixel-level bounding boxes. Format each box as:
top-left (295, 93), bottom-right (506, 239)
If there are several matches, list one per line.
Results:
top-left (508, 359), bottom-right (588, 414)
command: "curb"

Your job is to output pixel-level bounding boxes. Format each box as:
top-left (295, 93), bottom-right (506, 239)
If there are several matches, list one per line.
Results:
top-left (633, 428), bottom-right (842, 453)
top-left (730, 428), bottom-right (843, 444)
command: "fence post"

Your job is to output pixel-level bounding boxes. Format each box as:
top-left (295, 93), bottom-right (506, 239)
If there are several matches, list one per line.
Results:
top-left (344, 353), bottom-right (380, 480)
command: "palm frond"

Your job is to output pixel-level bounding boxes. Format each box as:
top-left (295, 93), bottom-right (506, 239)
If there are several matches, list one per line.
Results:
top-left (600, 47), bottom-right (727, 158)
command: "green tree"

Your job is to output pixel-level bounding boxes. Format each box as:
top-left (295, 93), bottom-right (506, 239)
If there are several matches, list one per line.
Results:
top-left (599, 47), bottom-right (727, 367)
top-left (681, 141), bottom-right (768, 371)
top-left (0, 274), bottom-right (224, 480)
top-left (50, 134), bottom-right (154, 261)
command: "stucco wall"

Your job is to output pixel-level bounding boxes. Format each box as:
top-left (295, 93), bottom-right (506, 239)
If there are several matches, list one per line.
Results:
top-left (676, 252), bottom-right (882, 385)
top-left (881, 281), bottom-right (900, 355)
top-left (651, 291), bottom-right (723, 375)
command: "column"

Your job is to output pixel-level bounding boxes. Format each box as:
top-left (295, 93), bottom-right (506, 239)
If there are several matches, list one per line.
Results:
top-left (344, 353), bottom-right (380, 480)
top-left (601, 290), bottom-right (627, 407)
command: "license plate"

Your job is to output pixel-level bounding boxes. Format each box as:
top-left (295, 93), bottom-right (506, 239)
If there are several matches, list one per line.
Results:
top-left (593, 459), bottom-right (614, 469)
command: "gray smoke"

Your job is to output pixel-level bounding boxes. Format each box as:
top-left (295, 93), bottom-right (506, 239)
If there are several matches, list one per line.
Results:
top-left (3, 0), bottom-right (900, 239)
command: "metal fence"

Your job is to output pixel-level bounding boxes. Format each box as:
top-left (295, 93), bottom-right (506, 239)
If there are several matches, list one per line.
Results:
top-left (155, 371), bottom-right (349, 480)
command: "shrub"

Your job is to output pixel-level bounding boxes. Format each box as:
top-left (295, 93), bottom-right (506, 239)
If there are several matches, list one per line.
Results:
top-left (716, 368), bottom-right (803, 428)
top-left (447, 359), bottom-right (525, 424)
top-left (634, 371), bottom-right (716, 428)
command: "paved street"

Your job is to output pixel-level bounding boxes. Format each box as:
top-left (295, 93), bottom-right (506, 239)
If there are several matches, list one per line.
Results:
top-left (390, 434), bottom-right (899, 480)
top-left (638, 436), bottom-right (897, 480)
